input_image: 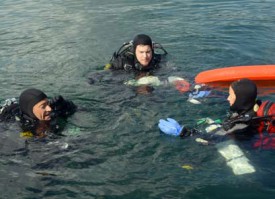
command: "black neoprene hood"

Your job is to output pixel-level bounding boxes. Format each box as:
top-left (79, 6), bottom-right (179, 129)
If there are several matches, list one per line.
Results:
top-left (19, 88), bottom-right (48, 119)
top-left (132, 34), bottom-right (153, 52)
top-left (230, 78), bottom-right (257, 113)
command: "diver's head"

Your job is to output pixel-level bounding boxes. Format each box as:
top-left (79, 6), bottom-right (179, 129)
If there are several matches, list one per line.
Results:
top-left (19, 88), bottom-right (52, 121)
top-left (227, 78), bottom-right (257, 113)
top-left (133, 34), bottom-right (153, 67)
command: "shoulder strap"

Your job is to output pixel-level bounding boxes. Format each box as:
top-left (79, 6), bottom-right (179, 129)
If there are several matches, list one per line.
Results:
top-left (112, 42), bottom-right (133, 60)
top-left (0, 103), bottom-right (20, 122)
top-left (108, 42), bottom-right (135, 70)
top-left (153, 42), bottom-right (168, 55)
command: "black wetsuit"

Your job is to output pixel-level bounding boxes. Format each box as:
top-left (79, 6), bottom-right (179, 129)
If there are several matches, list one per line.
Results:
top-left (0, 96), bottom-right (76, 137)
top-left (110, 50), bottom-right (162, 73)
top-left (179, 107), bottom-right (259, 143)
top-left (88, 52), bottom-right (165, 85)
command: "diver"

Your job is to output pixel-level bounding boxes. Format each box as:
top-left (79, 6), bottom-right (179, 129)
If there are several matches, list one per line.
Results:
top-left (159, 78), bottom-right (275, 148)
top-left (0, 88), bottom-right (77, 138)
top-left (105, 34), bottom-right (167, 73)
top-left (88, 34), bottom-right (195, 95)
top-left (158, 78), bottom-right (275, 175)
top-left (88, 34), bottom-right (171, 94)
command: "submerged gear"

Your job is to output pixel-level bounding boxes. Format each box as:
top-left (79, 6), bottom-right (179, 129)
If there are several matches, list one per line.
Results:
top-left (216, 139), bottom-right (256, 175)
top-left (107, 36), bottom-right (167, 72)
top-left (19, 88), bottom-right (48, 119)
top-left (230, 78), bottom-right (257, 113)
top-left (20, 131), bottom-right (34, 138)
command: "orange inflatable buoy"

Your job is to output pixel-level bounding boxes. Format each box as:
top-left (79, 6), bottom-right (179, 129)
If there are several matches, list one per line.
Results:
top-left (195, 65), bottom-right (275, 84)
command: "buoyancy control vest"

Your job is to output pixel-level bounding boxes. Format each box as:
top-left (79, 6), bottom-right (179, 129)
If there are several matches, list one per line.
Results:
top-left (252, 100), bottom-right (275, 149)
top-left (256, 100), bottom-right (275, 134)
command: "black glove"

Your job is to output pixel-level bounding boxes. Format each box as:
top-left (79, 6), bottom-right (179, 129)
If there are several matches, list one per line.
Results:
top-left (179, 127), bottom-right (199, 138)
top-left (49, 95), bottom-right (77, 117)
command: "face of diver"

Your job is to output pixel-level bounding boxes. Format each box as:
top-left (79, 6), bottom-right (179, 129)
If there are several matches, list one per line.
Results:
top-left (227, 86), bottom-right (236, 107)
top-left (135, 45), bottom-right (153, 67)
top-left (32, 99), bottom-right (52, 121)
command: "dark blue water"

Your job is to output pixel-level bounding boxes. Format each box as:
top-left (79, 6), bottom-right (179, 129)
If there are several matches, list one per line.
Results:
top-left (1, 0), bottom-right (275, 198)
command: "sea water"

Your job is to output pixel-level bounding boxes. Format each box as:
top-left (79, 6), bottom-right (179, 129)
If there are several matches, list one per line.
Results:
top-left (0, 0), bottom-right (275, 198)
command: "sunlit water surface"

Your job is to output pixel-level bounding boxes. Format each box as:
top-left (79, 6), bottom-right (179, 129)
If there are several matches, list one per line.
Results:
top-left (0, 0), bottom-right (275, 198)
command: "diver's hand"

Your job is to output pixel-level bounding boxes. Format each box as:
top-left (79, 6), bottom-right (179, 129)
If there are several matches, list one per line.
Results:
top-left (50, 95), bottom-right (61, 103)
top-left (158, 118), bottom-right (184, 136)
top-left (50, 96), bottom-right (77, 117)
top-left (49, 95), bottom-right (65, 107)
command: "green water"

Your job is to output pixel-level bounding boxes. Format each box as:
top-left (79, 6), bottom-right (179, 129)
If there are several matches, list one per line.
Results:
top-left (0, 0), bottom-right (275, 198)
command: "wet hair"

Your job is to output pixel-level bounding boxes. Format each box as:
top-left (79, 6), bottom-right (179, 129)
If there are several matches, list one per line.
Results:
top-left (132, 34), bottom-right (153, 52)
top-left (19, 88), bottom-right (47, 119)
top-left (230, 78), bottom-right (257, 113)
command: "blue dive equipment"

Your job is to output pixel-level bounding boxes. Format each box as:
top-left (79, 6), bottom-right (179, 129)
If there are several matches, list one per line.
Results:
top-left (189, 90), bottom-right (211, 99)
top-left (187, 84), bottom-right (212, 104)
top-left (158, 118), bottom-right (184, 136)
